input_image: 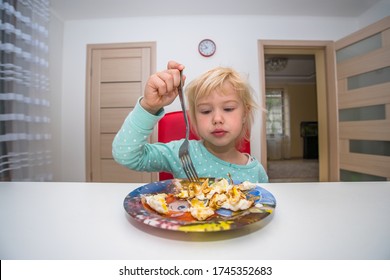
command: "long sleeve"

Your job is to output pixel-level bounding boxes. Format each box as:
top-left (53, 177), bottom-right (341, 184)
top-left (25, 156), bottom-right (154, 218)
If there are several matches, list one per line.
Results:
top-left (112, 99), bottom-right (177, 173)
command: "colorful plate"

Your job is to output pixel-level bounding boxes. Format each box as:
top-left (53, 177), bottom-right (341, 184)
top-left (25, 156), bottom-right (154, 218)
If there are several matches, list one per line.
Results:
top-left (123, 179), bottom-right (276, 232)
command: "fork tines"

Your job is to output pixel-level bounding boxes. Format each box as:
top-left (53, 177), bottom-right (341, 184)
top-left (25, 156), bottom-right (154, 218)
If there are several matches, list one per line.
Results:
top-left (180, 154), bottom-right (199, 182)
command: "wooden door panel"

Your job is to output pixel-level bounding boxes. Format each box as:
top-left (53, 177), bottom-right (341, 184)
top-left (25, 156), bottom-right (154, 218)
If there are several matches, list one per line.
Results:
top-left (100, 134), bottom-right (115, 159)
top-left (100, 82), bottom-right (141, 108)
top-left (338, 83), bottom-right (389, 108)
top-left (339, 144), bottom-right (390, 178)
top-left (100, 108), bottom-right (130, 133)
top-left (336, 48), bottom-right (390, 79)
top-left (339, 120), bottom-right (390, 141)
top-left (100, 57), bottom-right (142, 82)
top-left (100, 159), bottom-right (148, 182)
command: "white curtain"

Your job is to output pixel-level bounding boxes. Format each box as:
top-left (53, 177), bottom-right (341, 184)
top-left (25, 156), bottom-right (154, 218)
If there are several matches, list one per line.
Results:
top-left (266, 88), bottom-right (291, 160)
top-left (0, 0), bottom-right (52, 181)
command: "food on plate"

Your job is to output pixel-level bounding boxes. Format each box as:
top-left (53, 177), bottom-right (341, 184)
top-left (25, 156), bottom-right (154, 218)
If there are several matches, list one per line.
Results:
top-left (144, 193), bottom-right (169, 214)
top-left (142, 178), bottom-right (258, 221)
top-left (188, 198), bottom-right (215, 221)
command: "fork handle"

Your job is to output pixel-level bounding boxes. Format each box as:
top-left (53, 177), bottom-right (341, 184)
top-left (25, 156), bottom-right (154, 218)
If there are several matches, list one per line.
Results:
top-left (178, 71), bottom-right (190, 139)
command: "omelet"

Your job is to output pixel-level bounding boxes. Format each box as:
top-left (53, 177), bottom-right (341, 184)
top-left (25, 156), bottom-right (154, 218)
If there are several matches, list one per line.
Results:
top-left (220, 198), bottom-right (253, 211)
top-left (144, 193), bottom-right (169, 214)
top-left (188, 198), bottom-right (215, 221)
top-left (145, 178), bottom-right (257, 221)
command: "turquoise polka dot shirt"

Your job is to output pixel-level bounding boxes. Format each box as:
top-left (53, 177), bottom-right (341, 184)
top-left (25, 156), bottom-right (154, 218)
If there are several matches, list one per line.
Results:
top-left (112, 100), bottom-right (269, 183)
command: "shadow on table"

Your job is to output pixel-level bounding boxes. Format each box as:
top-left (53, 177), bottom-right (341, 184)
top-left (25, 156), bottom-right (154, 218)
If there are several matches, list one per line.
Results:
top-left (125, 212), bottom-right (275, 242)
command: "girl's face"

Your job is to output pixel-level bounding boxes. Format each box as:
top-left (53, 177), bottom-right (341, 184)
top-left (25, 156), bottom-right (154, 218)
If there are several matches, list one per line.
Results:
top-left (194, 82), bottom-right (246, 151)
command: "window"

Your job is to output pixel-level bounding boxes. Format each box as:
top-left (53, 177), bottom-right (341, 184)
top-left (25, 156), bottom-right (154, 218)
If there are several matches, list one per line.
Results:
top-left (266, 88), bottom-right (288, 136)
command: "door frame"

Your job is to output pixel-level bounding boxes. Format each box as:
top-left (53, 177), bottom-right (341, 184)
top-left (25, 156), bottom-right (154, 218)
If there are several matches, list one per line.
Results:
top-left (258, 40), bottom-right (339, 181)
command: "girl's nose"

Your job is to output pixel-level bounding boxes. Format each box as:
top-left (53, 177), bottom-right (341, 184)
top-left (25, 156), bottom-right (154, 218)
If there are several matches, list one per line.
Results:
top-left (212, 111), bottom-right (224, 124)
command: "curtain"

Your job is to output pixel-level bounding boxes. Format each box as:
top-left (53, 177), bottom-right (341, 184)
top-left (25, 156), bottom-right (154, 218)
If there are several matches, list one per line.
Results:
top-left (0, 0), bottom-right (52, 181)
top-left (266, 88), bottom-right (291, 160)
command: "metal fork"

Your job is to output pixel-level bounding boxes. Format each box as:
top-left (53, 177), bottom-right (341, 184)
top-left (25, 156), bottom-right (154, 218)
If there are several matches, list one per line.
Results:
top-left (177, 70), bottom-right (200, 182)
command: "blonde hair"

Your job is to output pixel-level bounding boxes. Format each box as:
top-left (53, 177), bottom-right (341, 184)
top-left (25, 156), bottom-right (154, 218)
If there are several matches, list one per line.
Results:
top-left (185, 67), bottom-right (258, 147)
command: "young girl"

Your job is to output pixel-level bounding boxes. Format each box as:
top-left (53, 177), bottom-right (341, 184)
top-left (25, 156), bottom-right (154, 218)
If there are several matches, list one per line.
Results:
top-left (112, 61), bottom-right (268, 183)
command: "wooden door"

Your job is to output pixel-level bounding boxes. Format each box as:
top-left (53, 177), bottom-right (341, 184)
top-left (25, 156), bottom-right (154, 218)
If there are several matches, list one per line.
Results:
top-left (335, 17), bottom-right (390, 181)
top-left (86, 42), bottom-right (156, 182)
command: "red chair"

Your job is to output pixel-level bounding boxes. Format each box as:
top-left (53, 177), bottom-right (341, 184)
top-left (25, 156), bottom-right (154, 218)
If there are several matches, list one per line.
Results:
top-left (158, 111), bottom-right (198, 180)
top-left (157, 111), bottom-right (250, 180)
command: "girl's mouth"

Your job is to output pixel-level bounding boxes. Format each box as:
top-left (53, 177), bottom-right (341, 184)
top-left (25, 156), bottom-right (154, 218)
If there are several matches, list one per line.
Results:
top-left (212, 129), bottom-right (227, 137)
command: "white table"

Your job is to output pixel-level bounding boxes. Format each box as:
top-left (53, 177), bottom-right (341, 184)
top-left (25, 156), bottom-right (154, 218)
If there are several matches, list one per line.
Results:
top-left (1, 181), bottom-right (389, 260)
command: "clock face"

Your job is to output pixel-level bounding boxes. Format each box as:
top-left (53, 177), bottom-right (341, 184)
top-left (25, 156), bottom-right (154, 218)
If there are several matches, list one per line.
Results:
top-left (198, 39), bottom-right (216, 57)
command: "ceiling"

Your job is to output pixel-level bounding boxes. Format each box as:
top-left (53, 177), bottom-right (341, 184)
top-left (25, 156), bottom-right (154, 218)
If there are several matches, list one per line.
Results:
top-left (50, 0), bottom-right (382, 21)
top-left (265, 55), bottom-right (316, 84)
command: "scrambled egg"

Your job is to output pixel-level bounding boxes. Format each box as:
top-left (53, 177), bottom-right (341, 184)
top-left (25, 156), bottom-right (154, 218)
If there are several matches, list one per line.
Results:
top-left (144, 193), bottom-right (168, 214)
top-left (144, 178), bottom-right (257, 221)
top-left (188, 198), bottom-right (215, 221)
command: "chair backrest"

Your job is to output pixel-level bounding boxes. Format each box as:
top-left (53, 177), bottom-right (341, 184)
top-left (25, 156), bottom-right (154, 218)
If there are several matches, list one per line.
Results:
top-left (158, 111), bottom-right (198, 143)
top-left (157, 111), bottom-right (251, 180)
top-left (158, 111), bottom-right (198, 180)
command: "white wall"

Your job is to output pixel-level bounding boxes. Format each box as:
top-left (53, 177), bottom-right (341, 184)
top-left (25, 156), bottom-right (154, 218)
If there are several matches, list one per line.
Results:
top-left (49, 12), bottom-right (64, 181)
top-left (55, 11), bottom-right (386, 181)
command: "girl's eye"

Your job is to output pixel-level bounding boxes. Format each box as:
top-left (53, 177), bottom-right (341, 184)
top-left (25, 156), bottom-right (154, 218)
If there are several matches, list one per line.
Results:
top-left (224, 107), bottom-right (235, 112)
top-left (200, 110), bottom-right (211, 114)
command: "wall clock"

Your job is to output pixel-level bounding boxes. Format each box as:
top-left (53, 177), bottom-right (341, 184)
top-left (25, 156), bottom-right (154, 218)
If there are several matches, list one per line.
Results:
top-left (198, 39), bottom-right (216, 57)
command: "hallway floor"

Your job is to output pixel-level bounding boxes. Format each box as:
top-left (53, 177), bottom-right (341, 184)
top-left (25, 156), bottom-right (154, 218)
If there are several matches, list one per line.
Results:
top-left (267, 158), bottom-right (319, 183)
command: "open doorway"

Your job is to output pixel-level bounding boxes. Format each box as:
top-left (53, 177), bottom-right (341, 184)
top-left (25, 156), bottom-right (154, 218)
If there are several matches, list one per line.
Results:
top-left (258, 40), bottom-right (339, 182)
top-left (265, 55), bottom-right (319, 182)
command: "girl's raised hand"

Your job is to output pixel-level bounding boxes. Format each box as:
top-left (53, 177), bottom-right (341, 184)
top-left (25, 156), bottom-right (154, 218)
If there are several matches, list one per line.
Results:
top-left (141, 61), bottom-right (185, 114)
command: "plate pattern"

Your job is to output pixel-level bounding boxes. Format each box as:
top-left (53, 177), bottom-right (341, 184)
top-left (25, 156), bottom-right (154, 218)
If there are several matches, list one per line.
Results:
top-left (124, 179), bottom-right (276, 232)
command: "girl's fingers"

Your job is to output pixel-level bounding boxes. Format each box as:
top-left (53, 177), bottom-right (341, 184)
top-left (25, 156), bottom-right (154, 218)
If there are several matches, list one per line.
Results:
top-left (155, 69), bottom-right (181, 95)
top-left (167, 60), bottom-right (185, 71)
